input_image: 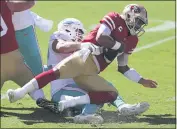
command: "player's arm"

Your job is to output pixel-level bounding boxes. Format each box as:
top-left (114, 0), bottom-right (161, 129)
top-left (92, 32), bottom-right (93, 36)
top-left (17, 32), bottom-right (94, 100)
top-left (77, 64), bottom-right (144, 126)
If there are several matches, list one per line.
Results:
top-left (96, 24), bottom-right (124, 52)
top-left (52, 39), bottom-right (81, 53)
top-left (6, 0), bottom-right (35, 12)
top-left (52, 39), bottom-right (101, 54)
top-left (117, 53), bottom-right (142, 82)
top-left (117, 54), bottom-right (157, 88)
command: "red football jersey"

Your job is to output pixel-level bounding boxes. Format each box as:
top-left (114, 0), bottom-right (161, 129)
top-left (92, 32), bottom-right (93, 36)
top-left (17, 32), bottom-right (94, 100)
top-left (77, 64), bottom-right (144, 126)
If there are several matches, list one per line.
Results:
top-left (0, 1), bottom-right (18, 54)
top-left (82, 12), bottom-right (138, 72)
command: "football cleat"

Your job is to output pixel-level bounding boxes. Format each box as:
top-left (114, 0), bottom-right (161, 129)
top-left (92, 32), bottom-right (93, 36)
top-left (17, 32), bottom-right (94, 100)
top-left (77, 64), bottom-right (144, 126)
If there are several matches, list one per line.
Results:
top-left (36, 98), bottom-right (59, 114)
top-left (7, 89), bottom-right (21, 103)
top-left (57, 101), bottom-right (65, 112)
top-left (118, 102), bottom-right (150, 116)
top-left (73, 114), bottom-right (104, 124)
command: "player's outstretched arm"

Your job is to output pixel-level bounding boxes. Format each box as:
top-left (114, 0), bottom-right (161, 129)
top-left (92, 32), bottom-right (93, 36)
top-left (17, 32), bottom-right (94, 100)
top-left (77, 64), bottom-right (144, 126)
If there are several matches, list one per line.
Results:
top-left (117, 53), bottom-right (158, 88)
top-left (52, 39), bottom-right (81, 53)
top-left (52, 39), bottom-right (101, 54)
top-left (6, 0), bottom-right (35, 12)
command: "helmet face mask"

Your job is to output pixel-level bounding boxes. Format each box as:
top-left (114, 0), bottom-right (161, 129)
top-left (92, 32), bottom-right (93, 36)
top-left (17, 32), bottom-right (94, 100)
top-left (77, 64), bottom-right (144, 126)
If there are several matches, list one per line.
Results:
top-left (73, 28), bottom-right (84, 42)
top-left (58, 18), bottom-right (86, 41)
top-left (122, 4), bottom-right (148, 37)
top-left (128, 17), bottom-right (147, 37)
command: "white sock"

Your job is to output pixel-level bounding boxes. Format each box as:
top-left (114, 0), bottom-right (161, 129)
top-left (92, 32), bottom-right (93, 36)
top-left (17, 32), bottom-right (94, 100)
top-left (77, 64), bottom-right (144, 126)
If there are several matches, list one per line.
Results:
top-left (62, 94), bottom-right (90, 109)
top-left (29, 89), bottom-right (45, 100)
top-left (60, 95), bottom-right (74, 101)
top-left (19, 78), bottom-right (39, 96)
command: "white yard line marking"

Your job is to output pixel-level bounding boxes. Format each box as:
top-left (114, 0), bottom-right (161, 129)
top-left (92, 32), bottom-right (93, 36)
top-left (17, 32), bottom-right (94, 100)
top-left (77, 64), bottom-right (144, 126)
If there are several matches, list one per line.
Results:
top-left (134, 36), bottom-right (175, 53)
top-left (145, 21), bottom-right (175, 32)
top-left (89, 20), bottom-right (176, 32)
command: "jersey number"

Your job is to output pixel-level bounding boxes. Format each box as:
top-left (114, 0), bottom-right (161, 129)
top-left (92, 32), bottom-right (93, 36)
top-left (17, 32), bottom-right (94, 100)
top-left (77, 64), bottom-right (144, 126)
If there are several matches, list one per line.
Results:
top-left (1, 16), bottom-right (8, 37)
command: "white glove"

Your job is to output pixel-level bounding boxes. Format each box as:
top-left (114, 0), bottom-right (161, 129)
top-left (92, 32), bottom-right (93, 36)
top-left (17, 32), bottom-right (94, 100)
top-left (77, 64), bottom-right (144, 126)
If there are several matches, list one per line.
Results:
top-left (31, 11), bottom-right (53, 32)
top-left (80, 43), bottom-right (103, 55)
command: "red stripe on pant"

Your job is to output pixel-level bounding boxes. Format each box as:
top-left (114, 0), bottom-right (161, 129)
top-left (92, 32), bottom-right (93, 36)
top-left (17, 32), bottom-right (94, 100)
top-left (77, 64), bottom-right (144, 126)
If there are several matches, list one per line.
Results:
top-left (88, 91), bottom-right (118, 104)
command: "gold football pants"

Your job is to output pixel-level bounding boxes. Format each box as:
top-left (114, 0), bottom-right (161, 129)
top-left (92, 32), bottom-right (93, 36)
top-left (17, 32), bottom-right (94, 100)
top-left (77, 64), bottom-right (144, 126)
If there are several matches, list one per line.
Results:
top-left (1, 49), bottom-right (34, 88)
top-left (54, 49), bottom-right (118, 93)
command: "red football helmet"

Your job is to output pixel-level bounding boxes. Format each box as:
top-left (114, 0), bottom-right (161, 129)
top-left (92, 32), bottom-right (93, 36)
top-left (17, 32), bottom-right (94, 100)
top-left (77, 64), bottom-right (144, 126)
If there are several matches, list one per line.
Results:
top-left (121, 4), bottom-right (148, 36)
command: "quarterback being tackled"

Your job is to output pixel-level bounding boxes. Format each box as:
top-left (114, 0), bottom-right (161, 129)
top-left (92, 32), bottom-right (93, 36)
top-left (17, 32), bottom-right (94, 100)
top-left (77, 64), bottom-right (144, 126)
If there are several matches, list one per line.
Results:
top-left (7, 4), bottom-right (157, 117)
top-left (36, 18), bottom-right (150, 123)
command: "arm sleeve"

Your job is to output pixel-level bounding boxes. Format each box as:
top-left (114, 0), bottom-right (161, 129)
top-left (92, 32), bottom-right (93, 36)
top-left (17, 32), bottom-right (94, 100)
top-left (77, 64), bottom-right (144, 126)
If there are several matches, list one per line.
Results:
top-left (117, 53), bottom-right (129, 66)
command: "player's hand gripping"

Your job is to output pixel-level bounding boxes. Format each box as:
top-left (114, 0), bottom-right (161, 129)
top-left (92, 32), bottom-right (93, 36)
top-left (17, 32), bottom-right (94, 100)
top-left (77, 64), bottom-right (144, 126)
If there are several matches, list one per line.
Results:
top-left (139, 78), bottom-right (158, 88)
top-left (80, 42), bottom-right (103, 55)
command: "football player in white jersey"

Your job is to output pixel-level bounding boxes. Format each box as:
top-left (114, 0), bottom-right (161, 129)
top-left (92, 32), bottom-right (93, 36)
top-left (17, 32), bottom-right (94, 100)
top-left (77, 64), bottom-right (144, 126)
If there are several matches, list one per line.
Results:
top-left (36, 18), bottom-right (150, 124)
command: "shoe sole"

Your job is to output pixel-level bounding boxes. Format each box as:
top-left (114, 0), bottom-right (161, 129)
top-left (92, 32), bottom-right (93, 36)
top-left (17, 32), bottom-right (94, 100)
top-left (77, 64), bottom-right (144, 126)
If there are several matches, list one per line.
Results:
top-left (120, 102), bottom-right (150, 116)
top-left (57, 102), bottom-right (64, 112)
top-left (36, 98), bottom-right (59, 114)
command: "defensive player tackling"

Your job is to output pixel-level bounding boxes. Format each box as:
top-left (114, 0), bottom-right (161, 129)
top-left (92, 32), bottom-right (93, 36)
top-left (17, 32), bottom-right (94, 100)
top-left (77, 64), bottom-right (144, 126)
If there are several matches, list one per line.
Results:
top-left (7, 4), bottom-right (157, 114)
top-left (37, 18), bottom-right (150, 123)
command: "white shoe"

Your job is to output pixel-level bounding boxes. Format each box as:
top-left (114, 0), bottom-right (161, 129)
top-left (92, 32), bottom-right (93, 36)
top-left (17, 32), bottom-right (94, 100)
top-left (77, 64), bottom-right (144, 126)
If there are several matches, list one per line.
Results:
top-left (7, 89), bottom-right (23, 103)
top-left (57, 100), bottom-right (77, 112)
top-left (73, 114), bottom-right (104, 124)
top-left (57, 101), bottom-right (65, 112)
top-left (118, 102), bottom-right (150, 116)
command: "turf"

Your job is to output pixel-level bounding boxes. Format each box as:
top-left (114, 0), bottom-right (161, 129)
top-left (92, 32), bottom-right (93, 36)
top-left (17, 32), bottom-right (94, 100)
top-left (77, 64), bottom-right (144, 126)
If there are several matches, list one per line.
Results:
top-left (1, 1), bottom-right (176, 128)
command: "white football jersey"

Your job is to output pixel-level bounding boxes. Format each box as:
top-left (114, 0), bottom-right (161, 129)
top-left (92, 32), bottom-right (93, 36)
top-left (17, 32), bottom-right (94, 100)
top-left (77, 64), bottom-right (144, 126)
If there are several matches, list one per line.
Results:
top-left (12, 10), bottom-right (34, 31)
top-left (48, 31), bottom-right (83, 96)
top-left (47, 31), bottom-right (72, 67)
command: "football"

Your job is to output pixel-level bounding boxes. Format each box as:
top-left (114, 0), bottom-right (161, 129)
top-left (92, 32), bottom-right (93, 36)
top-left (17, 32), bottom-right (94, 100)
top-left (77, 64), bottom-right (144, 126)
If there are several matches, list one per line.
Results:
top-left (97, 35), bottom-right (116, 48)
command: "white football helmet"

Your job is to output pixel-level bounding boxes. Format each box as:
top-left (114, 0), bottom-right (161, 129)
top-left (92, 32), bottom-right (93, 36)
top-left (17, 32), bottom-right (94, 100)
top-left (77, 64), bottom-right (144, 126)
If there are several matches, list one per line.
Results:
top-left (57, 18), bottom-right (86, 41)
top-left (121, 4), bottom-right (148, 36)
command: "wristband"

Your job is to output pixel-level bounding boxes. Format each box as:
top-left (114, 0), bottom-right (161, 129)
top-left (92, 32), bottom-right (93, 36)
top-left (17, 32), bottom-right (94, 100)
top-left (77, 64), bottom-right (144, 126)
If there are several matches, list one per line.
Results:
top-left (123, 68), bottom-right (142, 83)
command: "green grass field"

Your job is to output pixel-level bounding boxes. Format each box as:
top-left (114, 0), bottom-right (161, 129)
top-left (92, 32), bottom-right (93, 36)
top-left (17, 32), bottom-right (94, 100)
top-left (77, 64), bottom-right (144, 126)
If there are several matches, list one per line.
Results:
top-left (1, 1), bottom-right (176, 128)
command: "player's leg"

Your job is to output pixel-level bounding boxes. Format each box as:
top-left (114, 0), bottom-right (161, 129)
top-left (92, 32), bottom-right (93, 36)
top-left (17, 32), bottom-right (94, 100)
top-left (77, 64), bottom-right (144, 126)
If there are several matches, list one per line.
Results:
top-left (38, 71), bottom-right (116, 114)
top-left (52, 87), bottom-right (85, 115)
top-left (7, 50), bottom-right (44, 102)
top-left (107, 82), bottom-right (150, 116)
top-left (15, 26), bottom-right (45, 100)
top-left (52, 84), bottom-right (104, 123)
top-left (1, 60), bottom-right (6, 89)
top-left (0, 53), bottom-right (11, 89)
top-left (54, 83), bottom-right (103, 115)
top-left (81, 104), bottom-right (103, 115)
top-left (15, 25), bottom-right (43, 76)
top-left (7, 50), bottom-right (98, 102)
top-left (57, 75), bottom-right (118, 111)
top-left (39, 64), bottom-right (149, 116)
top-left (73, 103), bottom-right (104, 124)
top-left (37, 85), bottom-right (86, 115)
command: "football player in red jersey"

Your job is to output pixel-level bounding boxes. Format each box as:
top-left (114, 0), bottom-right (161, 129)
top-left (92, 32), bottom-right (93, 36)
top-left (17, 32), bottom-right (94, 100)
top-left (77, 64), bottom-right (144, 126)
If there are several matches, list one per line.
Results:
top-left (1, 1), bottom-right (44, 100)
top-left (82, 4), bottom-right (158, 87)
top-left (7, 4), bottom-right (157, 112)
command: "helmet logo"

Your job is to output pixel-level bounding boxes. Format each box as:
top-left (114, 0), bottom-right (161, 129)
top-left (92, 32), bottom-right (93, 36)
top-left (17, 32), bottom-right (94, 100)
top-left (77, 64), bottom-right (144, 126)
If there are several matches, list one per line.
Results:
top-left (118, 26), bottom-right (123, 32)
top-left (63, 20), bottom-right (74, 25)
top-left (130, 5), bottom-right (141, 14)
